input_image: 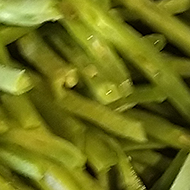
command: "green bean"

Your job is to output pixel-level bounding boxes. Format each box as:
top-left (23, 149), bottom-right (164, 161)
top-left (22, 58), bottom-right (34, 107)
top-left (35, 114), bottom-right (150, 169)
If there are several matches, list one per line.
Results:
top-left (0, 174), bottom-right (16, 190)
top-left (0, 64), bottom-right (33, 95)
top-left (1, 123), bottom-right (86, 170)
top-left (58, 17), bottom-right (133, 102)
top-left (118, 138), bottom-right (166, 152)
top-left (61, 93), bottom-right (146, 141)
top-left (110, 8), bottom-right (167, 51)
top-left (170, 152), bottom-right (190, 190)
top-left (119, 0), bottom-right (190, 56)
top-left (150, 149), bottom-right (189, 190)
top-left (59, 17), bottom-right (131, 87)
top-left (0, 143), bottom-right (82, 190)
top-left (114, 0), bottom-right (190, 23)
top-left (0, 107), bottom-right (9, 134)
top-left (60, 17), bottom-right (131, 87)
top-left (0, 25), bottom-right (36, 45)
top-left (132, 161), bottom-right (161, 188)
top-left (156, 0), bottom-right (190, 15)
top-left (162, 54), bottom-right (190, 78)
top-left (28, 81), bottom-right (86, 150)
top-left (28, 71), bottom-right (146, 142)
top-left (59, 90), bottom-right (147, 141)
top-left (83, 125), bottom-right (145, 189)
top-left (17, 32), bottom-right (78, 94)
top-left (0, 144), bottom-right (45, 180)
top-left (38, 165), bottom-right (81, 190)
top-left (60, 0), bottom-right (190, 122)
top-left (72, 170), bottom-right (105, 190)
top-left (92, 0), bottom-right (111, 11)
top-left (40, 23), bottom-right (128, 104)
top-left (1, 93), bottom-right (47, 129)
top-left (85, 127), bottom-right (118, 173)
top-left (108, 85), bottom-right (166, 112)
top-left (127, 150), bottom-right (171, 172)
top-left (32, 96), bottom-right (86, 150)
top-left (0, 38), bottom-right (33, 95)
top-left (0, 164), bottom-right (34, 190)
top-left (109, 6), bottom-right (139, 22)
top-left (125, 109), bottom-right (190, 149)
top-left (89, 129), bottom-right (146, 189)
top-left (97, 172), bottom-right (110, 190)
top-left (142, 34), bottom-right (167, 51)
top-left (112, 0), bottom-right (190, 22)
top-left (109, 138), bottom-right (146, 190)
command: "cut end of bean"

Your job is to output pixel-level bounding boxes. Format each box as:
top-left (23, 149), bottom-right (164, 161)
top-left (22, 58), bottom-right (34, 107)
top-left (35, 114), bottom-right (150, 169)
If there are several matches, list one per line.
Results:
top-left (14, 70), bottom-right (33, 95)
top-left (0, 66), bottom-right (33, 95)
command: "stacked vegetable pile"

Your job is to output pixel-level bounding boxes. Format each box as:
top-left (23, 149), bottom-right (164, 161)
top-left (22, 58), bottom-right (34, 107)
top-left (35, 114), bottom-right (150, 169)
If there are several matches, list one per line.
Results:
top-left (1, 0), bottom-right (190, 189)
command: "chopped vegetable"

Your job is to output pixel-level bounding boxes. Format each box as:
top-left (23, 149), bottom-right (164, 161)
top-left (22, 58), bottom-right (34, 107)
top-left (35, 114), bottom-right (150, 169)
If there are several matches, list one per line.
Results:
top-left (0, 0), bottom-right (190, 189)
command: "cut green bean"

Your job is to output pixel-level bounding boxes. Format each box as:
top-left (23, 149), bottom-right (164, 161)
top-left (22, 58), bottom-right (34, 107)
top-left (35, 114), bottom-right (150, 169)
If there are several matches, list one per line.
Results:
top-left (170, 152), bottom-right (190, 190)
top-left (85, 127), bottom-right (118, 173)
top-left (28, 72), bottom-right (146, 142)
top-left (150, 149), bottom-right (189, 190)
top-left (58, 17), bottom-right (133, 102)
top-left (0, 25), bottom-right (36, 45)
top-left (1, 1), bottom-right (190, 189)
top-left (72, 169), bottom-right (106, 190)
top-left (57, 90), bottom-right (146, 141)
top-left (109, 6), bottom-right (139, 22)
top-left (143, 33), bottom-right (167, 51)
top-left (38, 165), bottom-right (81, 190)
top-left (119, 0), bottom-right (190, 56)
top-left (109, 138), bottom-right (146, 190)
top-left (1, 123), bottom-right (86, 170)
top-left (125, 109), bottom-right (190, 149)
top-left (113, 0), bottom-right (190, 16)
top-left (110, 9), bottom-right (167, 51)
top-left (28, 81), bottom-right (86, 150)
top-left (0, 64), bottom-right (33, 95)
top-left (108, 85), bottom-right (166, 112)
top-left (127, 150), bottom-right (171, 172)
top-left (1, 93), bottom-right (47, 129)
top-left (59, 17), bottom-right (132, 89)
top-left (162, 54), bottom-right (190, 78)
top-left (86, 126), bottom-right (145, 189)
top-left (39, 23), bottom-right (127, 104)
top-left (18, 31), bottom-right (78, 94)
top-left (132, 161), bottom-right (161, 188)
top-left (0, 164), bottom-right (35, 190)
top-left (60, 0), bottom-right (190, 122)
top-left (97, 172), bottom-right (110, 190)
top-left (118, 138), bottom-right (166, 152)
top-left (156, 0), bottom-right (190, 15)
top-left (0, 143), bottom-right (82, 190)
top-left (0, 144), bottom-right (45, 180)
top-left (111, 0), bottom-right (189, 24)
top-left (111, 0), bottom-right (190, 24)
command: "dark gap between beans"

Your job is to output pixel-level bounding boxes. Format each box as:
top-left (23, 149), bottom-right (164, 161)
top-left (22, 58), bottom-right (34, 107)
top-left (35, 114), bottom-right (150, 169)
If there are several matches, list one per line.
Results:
top-left (7, 42), bottom-right (39, 73)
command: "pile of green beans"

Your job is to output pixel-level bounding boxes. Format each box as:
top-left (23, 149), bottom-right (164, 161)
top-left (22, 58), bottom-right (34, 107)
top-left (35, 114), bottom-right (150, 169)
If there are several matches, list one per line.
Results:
top-left (1, 0), bottom-right (190, 189)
